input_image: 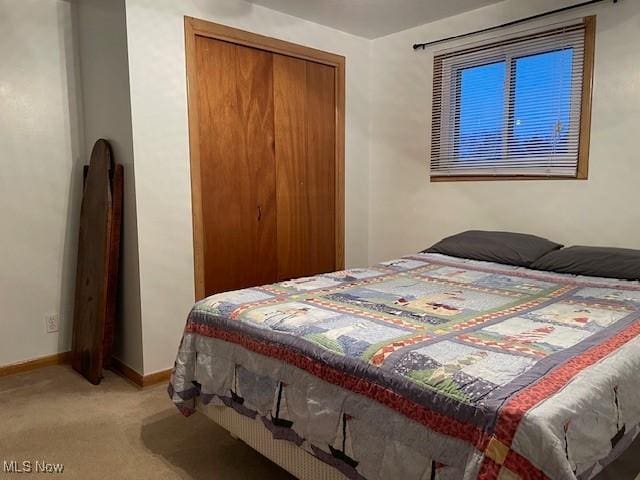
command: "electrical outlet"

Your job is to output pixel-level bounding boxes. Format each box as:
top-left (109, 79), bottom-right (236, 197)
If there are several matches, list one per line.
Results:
top-left (45, 314), bottom-right (59, 333)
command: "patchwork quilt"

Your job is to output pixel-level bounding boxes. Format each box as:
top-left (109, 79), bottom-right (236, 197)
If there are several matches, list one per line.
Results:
top-left (170, 253), bottom-right (640, 480)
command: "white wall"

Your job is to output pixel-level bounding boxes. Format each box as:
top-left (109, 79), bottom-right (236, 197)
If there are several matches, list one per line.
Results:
top-left (75, 0), bottom-right (144, 373)
top-left (123, 0), bottom-right (372, 373)
top-left (0, 0), bottom-right (84, 365)
top-left (369, 0), bottom-right (640, 263)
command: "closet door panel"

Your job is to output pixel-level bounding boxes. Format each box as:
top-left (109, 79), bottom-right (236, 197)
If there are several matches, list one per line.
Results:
top-left (274, 55), bottom-right (336, 280)
top-left (195, 37), bottom-right (277, 295)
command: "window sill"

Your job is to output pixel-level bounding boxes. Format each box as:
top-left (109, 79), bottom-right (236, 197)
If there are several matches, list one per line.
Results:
top-left (430, 174), bottom-right (588, 182)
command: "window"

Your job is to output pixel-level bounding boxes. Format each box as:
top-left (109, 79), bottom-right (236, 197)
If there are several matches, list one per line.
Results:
top-left (430, 17), bottom-right (595, 181)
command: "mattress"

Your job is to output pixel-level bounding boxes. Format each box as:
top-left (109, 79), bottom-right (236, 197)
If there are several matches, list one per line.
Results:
top-left (170, 253), bottom-right (640, 480)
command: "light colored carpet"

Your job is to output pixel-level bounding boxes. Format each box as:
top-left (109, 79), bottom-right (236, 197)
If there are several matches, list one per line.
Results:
top-left (0, 365), bottom-right (294, 479)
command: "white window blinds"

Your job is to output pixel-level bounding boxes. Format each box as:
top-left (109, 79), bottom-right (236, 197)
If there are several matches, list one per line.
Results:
top-left (431, 18), bottom-right (592, 179)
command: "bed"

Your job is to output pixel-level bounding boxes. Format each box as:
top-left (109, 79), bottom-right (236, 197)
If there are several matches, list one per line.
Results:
top-left (170, 243), bottom-right (640, 480)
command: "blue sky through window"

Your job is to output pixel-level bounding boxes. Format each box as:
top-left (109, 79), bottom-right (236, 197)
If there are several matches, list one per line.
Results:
top-left (512, 49), bottom-right (573, 157)
top-left (457, 49), bottom-right (574, 162)
top-left (458, 62), bottom-right (505, 161)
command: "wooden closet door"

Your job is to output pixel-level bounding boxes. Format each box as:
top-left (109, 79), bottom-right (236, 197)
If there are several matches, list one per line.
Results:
top-left (273, 55), bottom-right (337, 281)
top-left (194, 37), bottom-right (277, 295)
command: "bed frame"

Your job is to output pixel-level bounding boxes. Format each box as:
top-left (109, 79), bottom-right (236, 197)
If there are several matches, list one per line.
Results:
top-left (198, 400), bottom-right (346, 480)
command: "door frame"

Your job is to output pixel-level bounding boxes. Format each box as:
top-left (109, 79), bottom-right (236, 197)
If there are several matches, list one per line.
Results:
top-left (184, 17), bottom-right (346, 300)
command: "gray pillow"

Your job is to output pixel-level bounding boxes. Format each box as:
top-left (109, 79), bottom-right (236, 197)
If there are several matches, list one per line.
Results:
top-left (530, 246), bottom-right (640, 281)
top-left (424, 230), bottom-right (562, 267)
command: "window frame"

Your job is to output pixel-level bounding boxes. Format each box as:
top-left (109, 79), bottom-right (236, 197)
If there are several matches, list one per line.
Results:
top-left (430, 16), bottom-right (595, 182)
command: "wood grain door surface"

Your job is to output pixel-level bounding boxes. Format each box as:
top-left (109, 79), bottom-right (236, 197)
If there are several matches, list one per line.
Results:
top-left (273, 54), bottom-right (336, 281)
top-left (194, 36), bottom-right (336, 295)
top-left (195, 37), bottom-right (277, 296)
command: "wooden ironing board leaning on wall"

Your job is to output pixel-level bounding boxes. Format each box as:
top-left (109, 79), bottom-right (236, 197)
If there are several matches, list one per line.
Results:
top-left (71, 139), bottom-right (123, 385)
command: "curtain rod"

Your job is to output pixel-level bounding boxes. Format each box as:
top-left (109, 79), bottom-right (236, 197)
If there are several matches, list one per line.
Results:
top-left (413, 0), bottom-right (617, 50)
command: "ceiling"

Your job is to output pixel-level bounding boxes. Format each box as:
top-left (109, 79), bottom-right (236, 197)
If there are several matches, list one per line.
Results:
top-left (247, 0), bottom-right (503, 39)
